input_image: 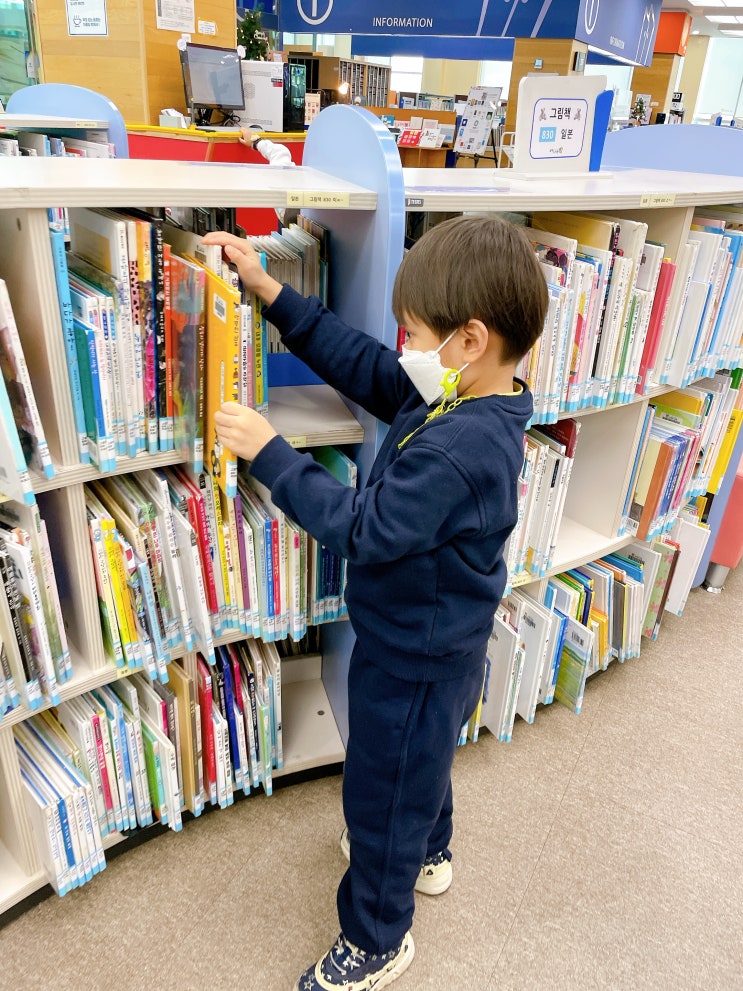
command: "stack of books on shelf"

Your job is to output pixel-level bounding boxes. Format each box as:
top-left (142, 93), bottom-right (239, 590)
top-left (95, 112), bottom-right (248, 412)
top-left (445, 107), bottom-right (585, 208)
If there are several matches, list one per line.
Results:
top-left (0, 500), bottom-right (70, 714)
top-left (82, 455), bottom-right (354, 682)
top-left (481, 539), bottom-right (688, 742)
top-left (506, 418), bottom-right (581, 582)
top-left (620, 373), bottom-right (741, 546)
top-left (39, 206), bottom-right (330, 485)
top-left (12, 625), bottom-right (313, 895)
top-left (0, 131), bottom-right (115, 159)
top-left (514, 210), bottom-right (743, 424)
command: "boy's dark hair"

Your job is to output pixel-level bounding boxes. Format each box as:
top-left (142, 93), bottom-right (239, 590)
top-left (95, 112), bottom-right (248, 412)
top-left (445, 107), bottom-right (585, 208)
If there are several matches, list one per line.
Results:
top-left (392, 214), bottom-right (548, 363)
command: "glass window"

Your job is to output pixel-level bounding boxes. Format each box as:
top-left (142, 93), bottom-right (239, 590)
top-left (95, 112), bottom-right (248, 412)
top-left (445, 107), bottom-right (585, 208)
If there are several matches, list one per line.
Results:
top-left (390, 56), bottom-right (423, 95)
top-left (479, 61), bottom-right (512, 93)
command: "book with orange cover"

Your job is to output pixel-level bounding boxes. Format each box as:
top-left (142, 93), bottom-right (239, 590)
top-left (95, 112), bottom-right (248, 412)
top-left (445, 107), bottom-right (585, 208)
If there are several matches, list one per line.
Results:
top-left (186, 258), bottom-right (240, 499)
top-left (636, 439), bottom-right (676, 540)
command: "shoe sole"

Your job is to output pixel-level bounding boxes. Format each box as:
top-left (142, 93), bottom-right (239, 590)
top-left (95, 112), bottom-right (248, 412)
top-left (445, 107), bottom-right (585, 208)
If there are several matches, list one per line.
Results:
top-left (291, 933), bottom-right (415, 991)
top-left (340, 831), bottom-right (452, 896)
top-left (373, 931), bottom-right (415, 989)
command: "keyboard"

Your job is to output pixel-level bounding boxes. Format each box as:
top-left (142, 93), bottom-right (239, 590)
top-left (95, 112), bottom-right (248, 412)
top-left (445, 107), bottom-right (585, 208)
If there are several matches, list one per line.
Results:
top-left (194, 125), bottom-right (241, 132)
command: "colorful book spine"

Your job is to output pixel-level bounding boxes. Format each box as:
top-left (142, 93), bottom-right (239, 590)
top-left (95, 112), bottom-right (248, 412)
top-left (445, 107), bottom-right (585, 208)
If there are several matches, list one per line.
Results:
top-left (48, 228), bottom-right (90, 464)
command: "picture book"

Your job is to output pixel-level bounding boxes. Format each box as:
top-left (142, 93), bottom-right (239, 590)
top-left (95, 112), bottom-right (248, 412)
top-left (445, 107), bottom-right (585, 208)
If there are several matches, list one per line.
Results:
top-left (189, 260), bottom-right (241, 498)
top-left (47, 225), bottom-right (90, 464)
top-left (0, 280), bottom-right (54, 479)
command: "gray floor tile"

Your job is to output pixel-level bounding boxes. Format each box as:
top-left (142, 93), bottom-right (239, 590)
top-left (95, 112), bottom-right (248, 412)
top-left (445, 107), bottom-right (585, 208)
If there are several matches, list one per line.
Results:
top-left (1, 567), bottom-right (741, 991)
top-left (486, 789), bottom-right (743, 991)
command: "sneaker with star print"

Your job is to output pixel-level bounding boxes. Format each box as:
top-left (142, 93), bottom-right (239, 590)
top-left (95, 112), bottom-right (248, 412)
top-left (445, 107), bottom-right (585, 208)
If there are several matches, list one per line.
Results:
top-left (339, 827), bottom-right (453, 896)
top-left (293, 931), bottom-right (415, 990)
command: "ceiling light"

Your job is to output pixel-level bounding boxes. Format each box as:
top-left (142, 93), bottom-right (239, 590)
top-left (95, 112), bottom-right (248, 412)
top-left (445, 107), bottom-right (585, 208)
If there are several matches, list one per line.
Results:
top-left (707, 15), bottom-right (739, 22)
top-left (719, 28), bottom-right (743, 34)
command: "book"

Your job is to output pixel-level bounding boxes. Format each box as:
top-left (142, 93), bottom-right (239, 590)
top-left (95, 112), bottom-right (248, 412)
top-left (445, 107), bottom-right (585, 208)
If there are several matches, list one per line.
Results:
top-left (196, 654), bottom-right (217, 806)
top-left (68, 209), bottom-right (140, 454)
top-left (169, 253), bottom-right (206, 470)
top-left (553, 615), bottom-right (594, 715)
top-left (664, 511), bottom-right (711, 616)
top-left (504, 590), bottom-right (552, 725)
top-left (0, 500), bottom-right (70, 684)
top-left (636, 259), bottom-right (676, 394)
top-left (481, 612), bottom-right (522, 743)
top-left (0, 529), bottom-right (59, 705)
top-left (48, 224), bottom-right (90, 464)
top-left (193, 260), bottom-right (241, 499)
top-left (0, 279), bottom-right (54, 479)
top-left (642, 537), bottom-right (681, 639)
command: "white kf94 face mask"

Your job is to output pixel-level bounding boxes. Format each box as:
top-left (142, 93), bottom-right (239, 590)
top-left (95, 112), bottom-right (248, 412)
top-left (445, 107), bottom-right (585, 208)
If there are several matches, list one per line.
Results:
top-left (398, 328), bottom-right (469, 406)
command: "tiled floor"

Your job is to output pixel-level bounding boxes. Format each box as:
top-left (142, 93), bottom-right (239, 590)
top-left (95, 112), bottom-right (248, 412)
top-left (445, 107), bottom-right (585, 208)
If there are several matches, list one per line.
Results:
top-left (1, 567), bottom-right (741, 991)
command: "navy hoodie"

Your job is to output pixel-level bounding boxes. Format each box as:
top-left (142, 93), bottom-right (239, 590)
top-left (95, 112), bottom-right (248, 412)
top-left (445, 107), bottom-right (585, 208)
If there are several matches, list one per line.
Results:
top-left (249, 286), bottom-right (532, 682)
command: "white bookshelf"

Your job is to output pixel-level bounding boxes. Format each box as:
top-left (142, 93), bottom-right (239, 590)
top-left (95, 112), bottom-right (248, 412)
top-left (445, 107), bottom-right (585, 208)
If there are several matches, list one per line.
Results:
top-left (0, 113), bottom-right (108, 132)
top-left (402, 165), bottom-right (743, 596)
top-left (0, 105), bottom-right (742, 917)
top-left (0, 157), bottom-right (378, 210)
top-left (402, 165), bottom-right (743, 212)
top-left (0, 105), bottom-right (397, 915)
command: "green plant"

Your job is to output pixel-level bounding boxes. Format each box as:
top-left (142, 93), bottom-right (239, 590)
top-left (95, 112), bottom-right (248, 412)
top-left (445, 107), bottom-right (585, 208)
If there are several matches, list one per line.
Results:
top-left (237, 7), bottom-right (269, 61)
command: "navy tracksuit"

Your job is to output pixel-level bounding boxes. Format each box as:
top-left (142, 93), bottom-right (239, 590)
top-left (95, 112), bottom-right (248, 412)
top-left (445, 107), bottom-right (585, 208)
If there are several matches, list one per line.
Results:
top-left (250, 286), bottom-right (531, 953)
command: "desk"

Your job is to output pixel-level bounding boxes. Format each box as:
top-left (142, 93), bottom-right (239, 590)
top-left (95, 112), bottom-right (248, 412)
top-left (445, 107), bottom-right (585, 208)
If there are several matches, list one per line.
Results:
top-left (126, 124), bottom-right (306, 234)
top-left (367, 108), bottom-right (455, 169)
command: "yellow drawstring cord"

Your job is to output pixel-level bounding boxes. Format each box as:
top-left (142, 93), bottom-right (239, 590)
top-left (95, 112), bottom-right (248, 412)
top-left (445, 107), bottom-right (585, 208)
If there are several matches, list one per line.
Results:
top-left (398, 394), bottom-right (477, 449)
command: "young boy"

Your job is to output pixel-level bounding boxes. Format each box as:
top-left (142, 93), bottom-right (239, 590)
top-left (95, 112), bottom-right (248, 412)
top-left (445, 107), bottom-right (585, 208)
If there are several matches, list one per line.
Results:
top-left (203, 215), bottom-right (548, 990)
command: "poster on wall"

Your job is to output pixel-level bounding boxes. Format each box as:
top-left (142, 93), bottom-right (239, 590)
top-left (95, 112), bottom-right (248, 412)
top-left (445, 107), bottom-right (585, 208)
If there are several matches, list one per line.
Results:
top-left (454, 86), bottom-right (502, 157)
top-left (66, 0), bottom-right (108, 36)
top-left (156, 0), bottom-right (195, 33)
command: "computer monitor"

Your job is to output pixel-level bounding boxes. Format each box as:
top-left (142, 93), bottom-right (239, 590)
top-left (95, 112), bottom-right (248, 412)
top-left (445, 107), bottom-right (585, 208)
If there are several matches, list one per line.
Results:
top-left (180, 43), bottom-right (245, 126)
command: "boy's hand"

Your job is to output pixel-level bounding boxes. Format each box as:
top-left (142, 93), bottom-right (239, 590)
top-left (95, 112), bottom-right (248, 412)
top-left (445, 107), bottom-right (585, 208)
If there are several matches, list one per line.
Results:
top-left (201, 231), bottom-right (282, 304)
top-left (215, 401), bottom-right (278, 461)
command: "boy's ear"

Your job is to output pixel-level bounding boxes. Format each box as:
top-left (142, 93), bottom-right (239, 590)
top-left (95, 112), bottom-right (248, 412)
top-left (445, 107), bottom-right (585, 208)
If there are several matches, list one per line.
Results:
top-left (460, 318), bottom-right (490, 360)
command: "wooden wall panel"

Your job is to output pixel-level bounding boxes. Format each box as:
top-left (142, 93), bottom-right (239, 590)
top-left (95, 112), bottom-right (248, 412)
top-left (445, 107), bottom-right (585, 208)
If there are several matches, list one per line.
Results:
top-left (34, 0), bottom-right (147, 122)
top-left (505, 38), bottom-right (587, 133)
top-left (35, 0), bottom-right (236, 125)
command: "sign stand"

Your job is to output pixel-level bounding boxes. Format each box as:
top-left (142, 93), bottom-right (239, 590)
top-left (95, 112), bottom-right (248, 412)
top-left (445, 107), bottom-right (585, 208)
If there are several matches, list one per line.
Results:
top-left (511, 74), bottom-right (612, 179)
top-left (453, 85), bottom-right (503, 166)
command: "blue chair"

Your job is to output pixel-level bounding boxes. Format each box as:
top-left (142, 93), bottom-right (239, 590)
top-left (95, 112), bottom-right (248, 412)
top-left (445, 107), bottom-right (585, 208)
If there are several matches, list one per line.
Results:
top-left (6, 83), bottom-right (129, 158)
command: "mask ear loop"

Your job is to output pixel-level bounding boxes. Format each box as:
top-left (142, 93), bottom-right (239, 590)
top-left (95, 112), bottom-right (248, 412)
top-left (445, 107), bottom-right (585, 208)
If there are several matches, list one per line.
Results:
top-left (440, 368), bottom-right (461, 397)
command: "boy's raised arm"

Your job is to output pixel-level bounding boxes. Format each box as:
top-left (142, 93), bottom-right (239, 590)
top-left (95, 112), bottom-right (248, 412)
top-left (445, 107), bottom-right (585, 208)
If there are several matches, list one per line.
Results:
top-left (202, 231), bottom-right (414, 424)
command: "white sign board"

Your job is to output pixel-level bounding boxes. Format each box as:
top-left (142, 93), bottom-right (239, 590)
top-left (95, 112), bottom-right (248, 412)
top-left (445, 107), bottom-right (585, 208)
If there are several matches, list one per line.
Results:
top-left (513, 74), bottom-right (606, 176)
top-left (66, 0), bottom-right (108, 35)
top-left (157, 0), bottom-right (195, 32)
top-left (454, 86), bottom-right (502, 157)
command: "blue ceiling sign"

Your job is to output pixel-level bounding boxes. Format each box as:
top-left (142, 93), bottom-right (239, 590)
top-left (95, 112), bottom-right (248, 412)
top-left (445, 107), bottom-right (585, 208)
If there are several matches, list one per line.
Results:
top-left (575, 0), bottom-right (662, 66)
top-left (282, 0), bottom-right (662, 68)
top-left (351, 35), bottom-right (516, 61)
top-left (281, 0), bottom-right (580, 39)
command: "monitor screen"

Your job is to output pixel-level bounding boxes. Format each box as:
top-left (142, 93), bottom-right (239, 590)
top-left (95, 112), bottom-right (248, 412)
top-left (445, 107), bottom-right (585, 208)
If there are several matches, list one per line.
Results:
top-left (181, 44), bottom-right (245, 110)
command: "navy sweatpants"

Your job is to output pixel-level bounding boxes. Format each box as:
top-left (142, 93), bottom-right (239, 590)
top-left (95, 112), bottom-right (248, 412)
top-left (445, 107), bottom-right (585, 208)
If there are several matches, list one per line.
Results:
top-left (337, 640), bottom-right (486, 954)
